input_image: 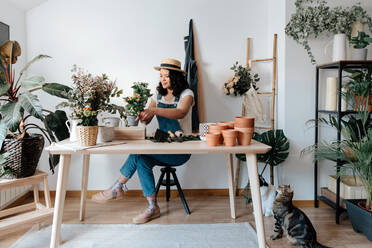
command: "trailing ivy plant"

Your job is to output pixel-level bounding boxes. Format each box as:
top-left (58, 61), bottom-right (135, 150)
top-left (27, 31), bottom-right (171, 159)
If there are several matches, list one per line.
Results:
top-left (286, 0), bottom-right (372, 64)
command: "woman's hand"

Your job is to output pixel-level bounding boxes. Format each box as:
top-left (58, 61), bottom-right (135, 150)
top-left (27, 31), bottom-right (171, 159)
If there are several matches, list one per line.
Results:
top-left (138, 107), bottom-right (156, 123)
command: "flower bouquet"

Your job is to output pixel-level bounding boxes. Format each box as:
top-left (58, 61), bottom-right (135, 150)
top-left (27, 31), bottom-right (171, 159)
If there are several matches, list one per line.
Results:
top-left (223, 62), bottom-right (259, 96)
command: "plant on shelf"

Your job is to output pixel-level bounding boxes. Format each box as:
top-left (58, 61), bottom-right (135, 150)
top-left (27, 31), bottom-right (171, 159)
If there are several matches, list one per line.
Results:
top-left (350, 32), bottom-right (372, 49)
top-left (303, 91), bottom-right (372, 239)
top-left (0, 40), bottom-right (70, 176)
top-left (344, 66), bottom-right (372, 111)
top-left (123, 82), bottom-right (152, 126)
top-left (222, 62), bottom-right (259, 96)
top-left (286, 0), bottom-right (372, 64)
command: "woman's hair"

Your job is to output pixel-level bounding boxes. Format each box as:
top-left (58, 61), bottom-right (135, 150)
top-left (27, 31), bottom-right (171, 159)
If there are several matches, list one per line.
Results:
top-left (157, 70), bottom-right (189, 98)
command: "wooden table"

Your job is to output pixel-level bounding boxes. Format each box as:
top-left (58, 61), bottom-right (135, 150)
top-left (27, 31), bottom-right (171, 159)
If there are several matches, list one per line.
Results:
top-left (45, 139), bottom-right (271, 248)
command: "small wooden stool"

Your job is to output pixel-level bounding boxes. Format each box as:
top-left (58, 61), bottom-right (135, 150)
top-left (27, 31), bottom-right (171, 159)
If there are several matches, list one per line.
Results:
top-left (0, 170), bottom-right (53, 236)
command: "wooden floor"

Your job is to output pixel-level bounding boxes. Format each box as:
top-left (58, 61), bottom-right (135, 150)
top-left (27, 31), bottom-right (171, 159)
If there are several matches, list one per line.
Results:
top-left (0, 195), bottom-right (371, 248)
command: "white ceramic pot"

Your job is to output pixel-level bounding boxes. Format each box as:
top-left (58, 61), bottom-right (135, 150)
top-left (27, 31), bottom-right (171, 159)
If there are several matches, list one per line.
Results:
top-left (103, 117), bottom-right (121, 127)
top-left (127, 115), bottom-right (139, 126)
top-left (326, 34), bottom-right (347, 62)
top-left (97, 126), bottom-right (115, 143)
top-left (351, 48), bottom-right (368, 60)
top-left (65, 119), bottom-right (81, 142)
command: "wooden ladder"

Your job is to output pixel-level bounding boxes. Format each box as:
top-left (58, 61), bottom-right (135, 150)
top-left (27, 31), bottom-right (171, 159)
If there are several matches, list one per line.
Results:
top-left (234, 34), bottom-right (278, 196)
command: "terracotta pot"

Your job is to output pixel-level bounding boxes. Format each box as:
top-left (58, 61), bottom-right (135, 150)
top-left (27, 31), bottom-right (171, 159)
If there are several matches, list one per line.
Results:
top-left (222, 129), bottom-right (238, 146)
top-left (234, 116), bottom-right (255, 128)
top-left (209, 130), bottom-right (223, 144)
top-left (218, 121), bottom-right (234, 129)
top-left (206, 132), bottom-right (221, 147)
top-left (209, 124), bottom-right (228, 133)
top-left (237, 130), bottom-right (254, 146)
top-left (354, 95), bottom-right (372, 112)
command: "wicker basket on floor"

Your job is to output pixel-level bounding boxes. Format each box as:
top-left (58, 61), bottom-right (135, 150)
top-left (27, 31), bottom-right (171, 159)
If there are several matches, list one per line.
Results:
top-left (76, 126), bottom-right (98, 146)
top-left (0, 134), bottom-right (45, 178)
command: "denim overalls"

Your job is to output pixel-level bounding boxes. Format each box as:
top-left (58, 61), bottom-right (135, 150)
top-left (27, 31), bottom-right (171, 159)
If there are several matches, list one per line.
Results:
top-left (120, 94), bottom-right (191, 197)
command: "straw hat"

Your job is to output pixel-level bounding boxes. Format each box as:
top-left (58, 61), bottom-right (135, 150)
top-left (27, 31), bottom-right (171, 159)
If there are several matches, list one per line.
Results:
top-left (154, 58), bottom-right (186, 73)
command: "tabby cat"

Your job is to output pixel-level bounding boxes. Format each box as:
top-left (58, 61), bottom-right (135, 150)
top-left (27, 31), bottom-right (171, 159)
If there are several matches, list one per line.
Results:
top-left (271, 185), bottom-right (330, 248)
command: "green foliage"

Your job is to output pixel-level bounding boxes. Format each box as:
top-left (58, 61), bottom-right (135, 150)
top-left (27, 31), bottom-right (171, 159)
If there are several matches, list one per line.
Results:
top-left (223, 62), bottom-right (259, 96)
top-left (124, 82), bottom-right (152, 116)
top-left (286, 0), bottom-right (372, 64)
top-left (350, 32), bottom-right (372, 49)
top-left (236, 129), bottom-right (290, 167)
top-left (0, 44), bottom-right (70, 173)
top-left (344, 66), bottom-right (372, 97)
top-left (55, 66), bottom-right (126, 120)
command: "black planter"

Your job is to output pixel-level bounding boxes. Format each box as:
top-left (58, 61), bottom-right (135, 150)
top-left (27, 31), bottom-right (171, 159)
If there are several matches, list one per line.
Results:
top-left (1, 134), bottom-right (45, 178)
top-left (344, 199), bottom-right (372, 241)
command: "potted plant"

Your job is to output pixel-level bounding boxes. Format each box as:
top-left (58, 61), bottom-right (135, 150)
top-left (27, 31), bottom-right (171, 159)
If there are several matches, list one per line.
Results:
top-left (344, 66), bottom-right (372, 112)
top-left (54, 66), bottom-right (125, 146)
top-left (0, 40), bottom-right (70, 176)
top-left (304, 91), bottom-right (372, 240)
top-left (123, 82), bottom-right (152, 126)
top-left (286, 0), bottom-right (372, 64)
top-left (350, 32), bottom-right (372, 60)
top-left (222, 62), bottom-right (259, 96)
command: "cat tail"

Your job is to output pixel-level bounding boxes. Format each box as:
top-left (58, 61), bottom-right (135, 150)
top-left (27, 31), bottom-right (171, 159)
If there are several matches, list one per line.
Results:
top-left (315, 242), bottom-right (331, 248)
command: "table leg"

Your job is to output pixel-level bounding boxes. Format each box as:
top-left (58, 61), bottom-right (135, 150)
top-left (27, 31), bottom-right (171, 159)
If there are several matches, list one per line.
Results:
top-left (80, 154), bottom-right (90, 221)
top-left (50, 154), bottom-right (71, 248)
top-left (226, 153), bottom-right (236, 219)
top-left (246, 153), bottom-right (266, 248)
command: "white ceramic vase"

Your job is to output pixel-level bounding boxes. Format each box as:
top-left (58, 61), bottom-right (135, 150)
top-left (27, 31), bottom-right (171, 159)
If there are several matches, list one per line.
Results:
top-left (65, 119), bottom-right (81, 142)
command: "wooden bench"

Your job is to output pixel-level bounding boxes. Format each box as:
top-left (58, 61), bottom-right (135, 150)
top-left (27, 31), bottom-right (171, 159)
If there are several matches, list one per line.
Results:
top-left (0, 170), bottom-right (53, 236)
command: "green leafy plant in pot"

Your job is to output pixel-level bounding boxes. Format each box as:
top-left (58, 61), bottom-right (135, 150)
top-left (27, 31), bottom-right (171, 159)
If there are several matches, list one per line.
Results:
top-left (54, 66), bottom-right (126, 146)
top-left (123, 82), bottom-right (152, 126)
top-left (350, 32), bottom-right (372, 60)
top-left (303, 98), bottom-right (372, 240)
top-left (344, 66), bottom-right (372, 112)
top-left (0, 40), bottom-right (71, 177)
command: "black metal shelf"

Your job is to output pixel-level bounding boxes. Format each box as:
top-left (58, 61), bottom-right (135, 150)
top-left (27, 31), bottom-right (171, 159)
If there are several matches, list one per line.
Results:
top-left (318, 195), bottom-right (346, 211)
top-left (317, 60), bottom-right (372, 69)
top-left (313, 61), bottom-right (372, 224)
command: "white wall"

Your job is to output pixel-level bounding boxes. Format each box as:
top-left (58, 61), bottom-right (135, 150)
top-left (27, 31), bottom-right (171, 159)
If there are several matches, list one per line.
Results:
top-left (1, 0), bottom-right (27, 72)
top-left (24, 0), bottom-right (372, 200)
top-left (26, 0), bottom-right (273, 192)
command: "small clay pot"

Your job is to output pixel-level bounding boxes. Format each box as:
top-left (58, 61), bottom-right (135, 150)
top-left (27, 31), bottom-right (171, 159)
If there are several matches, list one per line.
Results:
top-left (209, 130), bottom-right (223, 144)
top-left (218, 121), bottom-right (234, 129)
top-left (222, 129), bottom-right (238, 146)
top-left (209, 124), bottom-right (228, 133)
top-left (206, 132), bottom-right (221, 146)
top-left (237, 130), bottom-right (254, 146)
top-left (234, 116), bottom-right (255, 128)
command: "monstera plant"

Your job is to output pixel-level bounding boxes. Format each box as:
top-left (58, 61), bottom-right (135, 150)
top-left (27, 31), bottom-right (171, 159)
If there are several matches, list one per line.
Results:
top-left (0, 40), bottom-right (71, 176)
top-left (237, 129), bottom-right (290, 184)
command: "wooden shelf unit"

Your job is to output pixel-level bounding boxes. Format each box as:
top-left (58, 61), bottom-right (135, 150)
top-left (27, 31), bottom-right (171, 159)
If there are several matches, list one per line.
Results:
top-left (0, 170), bottom-right (53, 236)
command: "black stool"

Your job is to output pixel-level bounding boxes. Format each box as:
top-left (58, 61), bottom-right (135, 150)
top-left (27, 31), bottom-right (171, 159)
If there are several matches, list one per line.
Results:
top-left (155, 166), bottom-right (190, 215)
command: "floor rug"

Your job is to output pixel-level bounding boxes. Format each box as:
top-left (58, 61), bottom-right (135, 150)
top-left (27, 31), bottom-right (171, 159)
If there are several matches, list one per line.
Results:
top-left (11, 222), bottom-right (259, 248)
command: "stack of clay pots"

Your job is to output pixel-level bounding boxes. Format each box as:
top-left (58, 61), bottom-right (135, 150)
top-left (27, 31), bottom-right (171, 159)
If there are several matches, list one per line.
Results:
top-left (205, 117), bottom-right (254, 147)
top-left (234, 116), bottom-right (254, 146)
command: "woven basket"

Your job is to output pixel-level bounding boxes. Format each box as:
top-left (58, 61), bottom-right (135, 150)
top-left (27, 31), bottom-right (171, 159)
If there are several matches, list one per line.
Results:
top-left (76, 126), bottom-right (98, 146)
top-left (1, 134), bottom-right (45, 178)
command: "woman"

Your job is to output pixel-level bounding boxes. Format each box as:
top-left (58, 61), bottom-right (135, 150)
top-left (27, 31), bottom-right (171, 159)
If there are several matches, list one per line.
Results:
top-left (92, 58), bottom-right (194, 224)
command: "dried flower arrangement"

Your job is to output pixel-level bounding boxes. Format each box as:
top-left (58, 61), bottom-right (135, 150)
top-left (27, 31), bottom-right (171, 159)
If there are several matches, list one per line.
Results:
top-left (223, 62), bottom-right (259, 96)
